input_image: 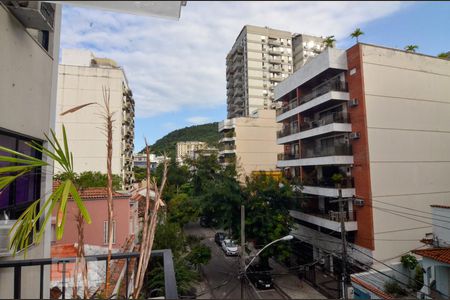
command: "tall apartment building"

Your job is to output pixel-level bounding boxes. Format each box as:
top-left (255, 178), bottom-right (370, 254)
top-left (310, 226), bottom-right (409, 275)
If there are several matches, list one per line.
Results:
top-left (274, 44), bottom-right (450, 267)
top-left (226, 25), bottom-right (324, 118)
top-left (0, 2), bottom-right (61, 298)
top-left (176, 141), bottom-right (208, 163)
top-left (56, 49), bottom-right (135, 190)
top-left (218, 110), bottom-right (283, 181)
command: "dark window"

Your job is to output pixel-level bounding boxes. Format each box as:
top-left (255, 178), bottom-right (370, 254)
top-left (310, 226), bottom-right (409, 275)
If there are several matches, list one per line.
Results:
top-left (0, 130), bottom-right (42, 220)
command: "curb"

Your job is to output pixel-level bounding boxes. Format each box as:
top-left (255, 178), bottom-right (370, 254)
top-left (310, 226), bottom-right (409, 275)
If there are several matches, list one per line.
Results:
top-left (273, 281), bottom-right (292, 299)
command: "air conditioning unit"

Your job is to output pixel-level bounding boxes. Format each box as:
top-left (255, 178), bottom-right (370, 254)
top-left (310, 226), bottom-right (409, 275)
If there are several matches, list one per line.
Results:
top-left (349, 99), bottom-right (359, 107)
top-left (4, 1), bottom-right (55, 31)
top-left (349, 132), bottom-right (360, 140)
top-left (353, 198), bottom-right (365, 206)
top-left (0, 220), bottom-right (16, 257)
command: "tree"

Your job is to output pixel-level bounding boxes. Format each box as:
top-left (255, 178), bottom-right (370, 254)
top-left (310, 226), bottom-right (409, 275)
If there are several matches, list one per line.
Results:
top-left (437, 51), bottom-right (450, 60)
top-left (186, 244), bottom-right (211, 270)
top-left (167, 193), bottom-right (200, 226)
top-left (241, 174), bottom-right (296, 268)
top-left (134, 166), bottom-right (147, 182)
top-left (405, 45), bottom-right (419, 53)
top-left (350, 28), bottom-right (364, 43)
top-left (323, 35), bottom-right (336, 48)
top-left (54, 171), bottom-right (122, 190)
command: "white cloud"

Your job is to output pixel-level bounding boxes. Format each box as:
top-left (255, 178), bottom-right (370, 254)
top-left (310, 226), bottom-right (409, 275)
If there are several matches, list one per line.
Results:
top-left (60, 1), bottom-right (406, 119)
top-left (186, 116), bottom-right (211, 125)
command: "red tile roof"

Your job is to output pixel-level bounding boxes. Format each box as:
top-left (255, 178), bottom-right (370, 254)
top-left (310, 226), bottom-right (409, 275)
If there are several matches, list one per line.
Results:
top-left (53, 181), bottom-right (130, 200)
top-left (430, 205), bottom-right (450, 209)
top-left (413, 248), bottom-right (450, 265)
top-left (351, 276), bottom-right (395, 299)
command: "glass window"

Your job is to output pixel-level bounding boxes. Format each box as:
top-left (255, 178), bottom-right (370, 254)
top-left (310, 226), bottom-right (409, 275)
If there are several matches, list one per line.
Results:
top-left (0, 130), bottom-right (42, 220)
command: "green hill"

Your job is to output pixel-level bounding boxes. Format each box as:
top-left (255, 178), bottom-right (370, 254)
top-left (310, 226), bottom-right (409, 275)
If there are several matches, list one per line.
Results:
top-left (141, 122), bottom-right (220, 157)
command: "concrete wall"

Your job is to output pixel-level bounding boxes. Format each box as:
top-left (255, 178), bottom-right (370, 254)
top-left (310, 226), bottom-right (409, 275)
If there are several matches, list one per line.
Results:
top-left (432, 207), bottom-right (450, 247)
top-left (55, 63), bottom-right (127, 176)
top-left (234, 110), bottom-right (283, 180)
top-left (360, 44), bottom-right (450, 262)
top-left (0, 3), bottom-right (61, 299)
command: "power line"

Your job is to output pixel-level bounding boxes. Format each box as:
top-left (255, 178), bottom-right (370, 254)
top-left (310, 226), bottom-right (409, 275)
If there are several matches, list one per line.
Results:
top-left (373, 199), bottom-right (450, 221)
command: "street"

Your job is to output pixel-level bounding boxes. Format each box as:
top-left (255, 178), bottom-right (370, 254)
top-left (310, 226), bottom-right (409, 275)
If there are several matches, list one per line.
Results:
top-left (184, 223), bottom-right (287, 299)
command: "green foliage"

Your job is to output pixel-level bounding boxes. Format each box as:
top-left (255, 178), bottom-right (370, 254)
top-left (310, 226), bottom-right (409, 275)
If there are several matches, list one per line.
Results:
top-left (323, 35), bottom-right (336, 48)
top-left (154, 157), bottom-right (190, 199)
top-left (141, 122), bottom-right (219, 157)
top-left (405, 45), bottom-right (419, 53)
top-left (186, 244), bottom-right (211, 268)
top-left (133, 166), bottom-right (147, 182)
top-left (167, 193), bottom-right (199, 226)
top-left (401, 254), bottom-right (418, 270)
top-left (331, 173), bottom-right (344, 185)
top-left (384, 280), bottom-right (408, 297)
top-left (438, 51), bottom-right (450, 60)
top-left (412, 265), bottom-right (424, 291)
top-left (350, 28), bottom-right (364, 42)
top-left (54, 171), bottom-right (122, 190)
top-left (153, 222), bottom-right (186, 258)
top-left (0, 125), bottom-right (91, 255)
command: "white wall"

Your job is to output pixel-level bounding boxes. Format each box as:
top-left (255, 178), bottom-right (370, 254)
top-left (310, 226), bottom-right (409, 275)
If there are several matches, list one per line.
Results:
top-left (0, 3), bottom-right (61, 299)
top-left (361, 44), bottom-right (450, 262)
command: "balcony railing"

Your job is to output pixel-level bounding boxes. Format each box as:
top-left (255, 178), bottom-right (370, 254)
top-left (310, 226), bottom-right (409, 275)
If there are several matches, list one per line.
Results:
top-left (277, 122), bottom-right (299, 138)
top-left (221, 131), bottom-right (236, 139)
top-left (219, 144), bottom-right (236, 151)
top-left (276, 98), bottom-right (298, 116)
top-left (278, 153), bottom-right (300, 160)
top-left (299, 76), bottom-right (348, 105)
top-left (300, 207), bottom-right (356, 222)
top-left (0, 250), bottom-right (177, 300)
top-left (302, 175), bottom-right (354, 189)
top-left (301, 143), bottom-right (352, 158)
top-left (300, 112), bottom-right (350, 131)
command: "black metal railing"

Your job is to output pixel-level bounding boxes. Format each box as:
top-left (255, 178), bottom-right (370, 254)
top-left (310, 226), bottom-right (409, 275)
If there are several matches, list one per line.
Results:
top-left (302, 175), bottom-right (354, 189)
top-left (276, 98), bottom-right (298, 116)
top-left (299, 76), bottom-right (348, 105)
top-left (219, 144), bottom-right (236, 151)
top-left (278, 153), bottom-right (300, 160)
top-left (277, 122), bottom-right (300, 138)
top-left (301, 143), bottom-right (352, 158)
top-left (300, 112), bottom-right (350, 131)
top-left (300, 207), bottom-right (357, 222)
top-left (0, 250), bottom-right (177, 300)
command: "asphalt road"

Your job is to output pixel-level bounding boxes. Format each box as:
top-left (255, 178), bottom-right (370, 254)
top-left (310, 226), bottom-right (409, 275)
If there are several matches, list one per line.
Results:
top-left (184, 223), bottom-right (287, 299)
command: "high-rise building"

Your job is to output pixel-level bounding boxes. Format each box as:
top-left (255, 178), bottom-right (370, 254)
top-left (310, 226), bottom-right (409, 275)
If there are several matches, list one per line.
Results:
top-left (274, 44), bottom-right (450, 267)
top-left (226, 25), bottom-right (324, 118)
top-left (176, 141), bottom-right (208, 163)
top-left (218, 109), bottom-right (283, 181)
top-left (56, 49), bottom-right (135, 190)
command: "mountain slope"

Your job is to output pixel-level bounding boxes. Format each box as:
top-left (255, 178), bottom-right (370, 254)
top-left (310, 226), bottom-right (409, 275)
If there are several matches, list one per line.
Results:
top-left (142, 122), bottom-right (219, 157)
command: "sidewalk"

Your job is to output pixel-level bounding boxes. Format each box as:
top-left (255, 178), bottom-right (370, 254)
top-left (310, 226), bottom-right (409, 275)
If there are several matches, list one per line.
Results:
top-left (270, 259), bottom-right (327, 299)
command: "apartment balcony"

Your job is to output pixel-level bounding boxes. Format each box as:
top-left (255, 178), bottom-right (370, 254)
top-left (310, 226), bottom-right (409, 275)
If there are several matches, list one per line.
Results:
top-left (277, 112), bottom-right (352, 144)
top-left (290, 209), bottom-right (358, 232)
top-left (218, 119), bottom-right (235, 132)
top-left (277, 122), bottom-right (299, 138)
top-left (268, 39), bottom-right (281, 46)
top-left (276, 79), bottom-right (349, 122)
top-left (269, 67), bottom-right (283, 73)
top-left (234, 97), bottom-right (244, 104)
top-left (269, 49), bottom-right (282, 55)
top-left (269, 57), bottom-right (282, 64)
top-left (270, 76), bottom-right (284, 82)
top-left (301, 175), bottom-right (355, 198)
top-left (277, 144), bottom-right (353, 167)
top-left (276, 97), bottom-right (298, 116)
top-left (219, 131), bottom-right (236, 143)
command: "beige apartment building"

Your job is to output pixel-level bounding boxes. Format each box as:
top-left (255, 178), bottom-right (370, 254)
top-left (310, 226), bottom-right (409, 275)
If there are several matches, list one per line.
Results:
top-left (56, 49), bottom-right (135, 190)
top-left (0, 2), bottom-right (61, 298)
top-left (274, 44), bottom-right (450, 268)
top-left (226, 25), bottom-right (324, 118)
top-left (218, 110), bottom-right (282, 181)
top-left (176, 141), bottom-right (208, 163)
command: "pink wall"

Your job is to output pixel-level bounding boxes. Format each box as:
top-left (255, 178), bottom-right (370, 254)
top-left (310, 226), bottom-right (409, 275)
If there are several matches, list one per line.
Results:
top-left (53, 198), bottom-right (132, 248)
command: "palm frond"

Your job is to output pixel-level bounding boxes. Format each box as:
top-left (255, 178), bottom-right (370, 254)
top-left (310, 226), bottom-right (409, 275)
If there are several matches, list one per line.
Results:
top-left (60, 102), bottom-right (97, 116)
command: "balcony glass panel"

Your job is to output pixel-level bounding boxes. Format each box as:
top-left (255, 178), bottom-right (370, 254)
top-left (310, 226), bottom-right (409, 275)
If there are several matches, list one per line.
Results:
top-left (299, 75), bottom-right (348, 105)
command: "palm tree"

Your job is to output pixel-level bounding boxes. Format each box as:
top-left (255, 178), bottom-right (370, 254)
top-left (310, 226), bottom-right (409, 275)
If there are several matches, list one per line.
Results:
top-left (404, 45), bottom-right (419, 53)
top-left (323, 35), bottom-right (336, 49)
top-left (350, 28), bottom-right (364, 43)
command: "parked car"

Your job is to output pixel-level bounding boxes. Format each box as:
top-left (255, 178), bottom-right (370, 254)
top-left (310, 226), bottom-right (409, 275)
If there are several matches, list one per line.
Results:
top-left (221, 239), bottom-right (238, 256)
top-left (246, 265), bottom-right (273, 290)
top-left (214, 232), bottom-right (226, 246)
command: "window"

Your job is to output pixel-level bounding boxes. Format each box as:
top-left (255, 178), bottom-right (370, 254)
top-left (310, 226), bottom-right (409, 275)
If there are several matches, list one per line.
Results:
top-left (0, 130), bottom-right (42, 220)
top-left (103, 220), bottom-right (116, 245)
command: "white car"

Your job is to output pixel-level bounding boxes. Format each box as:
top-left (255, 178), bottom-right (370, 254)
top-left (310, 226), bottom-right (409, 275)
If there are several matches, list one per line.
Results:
top-left (221, 239), bottom-right (238, 256)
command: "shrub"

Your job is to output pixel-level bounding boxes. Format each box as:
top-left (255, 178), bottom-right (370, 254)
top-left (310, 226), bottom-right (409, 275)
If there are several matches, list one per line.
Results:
top-left (384, 280), bottom-right (408, 297)
top-left (401, 254), bottom-right (418, 270)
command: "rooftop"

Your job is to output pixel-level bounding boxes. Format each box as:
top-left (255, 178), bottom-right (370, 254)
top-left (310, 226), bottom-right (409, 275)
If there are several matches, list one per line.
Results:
top-left (412, 248), bottom-right (450, 265)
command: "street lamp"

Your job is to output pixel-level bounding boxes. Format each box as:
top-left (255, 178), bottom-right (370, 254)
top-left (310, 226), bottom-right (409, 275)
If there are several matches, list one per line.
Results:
top-left (244, 235), bottom-right (294, 272)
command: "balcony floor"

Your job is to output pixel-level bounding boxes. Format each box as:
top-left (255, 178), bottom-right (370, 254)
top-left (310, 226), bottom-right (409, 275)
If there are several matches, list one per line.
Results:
top-left (277, 123), bottom-right (352, 144)
top-left (277, 155), bottom-right (353, 167)
top-left (301, 185), bottom-right (355, 198)
top-left (290, 210), bottom-right (358, 232)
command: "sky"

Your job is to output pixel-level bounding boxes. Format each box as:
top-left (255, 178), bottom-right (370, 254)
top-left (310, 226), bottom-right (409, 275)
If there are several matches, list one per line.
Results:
top-left (59, 1), bottom-right (450, 152)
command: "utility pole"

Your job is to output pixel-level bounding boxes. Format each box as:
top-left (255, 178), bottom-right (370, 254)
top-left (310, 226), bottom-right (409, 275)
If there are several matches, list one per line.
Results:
top-left (240, 204), bottom-right (245, 299)
top-left (330, 185), bottom-right (349, 300)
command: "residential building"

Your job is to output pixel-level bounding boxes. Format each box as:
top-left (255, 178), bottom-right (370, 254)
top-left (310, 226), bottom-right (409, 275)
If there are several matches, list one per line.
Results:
top-left (56, 49), bottom-right (135, 190)
top-left (176, 141), bottom-right (208, 163)
top-left (0, 2), bottom-right (61, 298)
top-left (274, 44), bottom-right (450, 268)
top-left (413, 205), bottom-right (450, 299)
top-left (218, 109), bottom-right (282, 181)
top-left (134, 153), bottom-right (165, 171)
top-left (226, 25), bottom-right (324, 118)
top-left (51, 187), bottom-right (139, 248)
top-left (292, 33), bottom-right (327, 71)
